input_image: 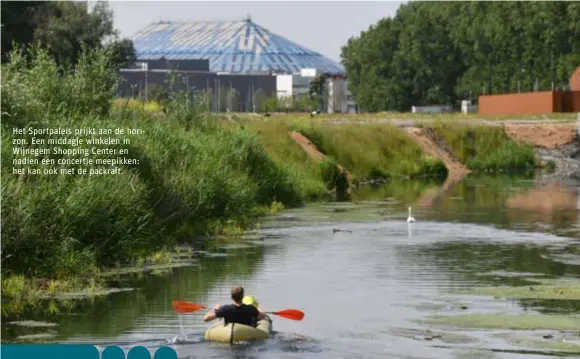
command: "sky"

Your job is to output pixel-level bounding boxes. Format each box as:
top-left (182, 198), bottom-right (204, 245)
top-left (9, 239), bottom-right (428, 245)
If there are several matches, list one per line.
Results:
top-left (108, 1), bottom-right (405, 62)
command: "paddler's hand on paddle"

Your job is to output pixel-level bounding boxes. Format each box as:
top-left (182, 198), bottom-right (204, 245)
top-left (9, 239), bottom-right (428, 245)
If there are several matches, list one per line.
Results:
top-left (203, 305), bottom-right (220, 322)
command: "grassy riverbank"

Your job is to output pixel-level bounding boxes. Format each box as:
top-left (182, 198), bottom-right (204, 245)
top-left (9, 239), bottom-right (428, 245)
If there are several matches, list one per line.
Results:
top-left (233, 118), bottom-right (539, 181)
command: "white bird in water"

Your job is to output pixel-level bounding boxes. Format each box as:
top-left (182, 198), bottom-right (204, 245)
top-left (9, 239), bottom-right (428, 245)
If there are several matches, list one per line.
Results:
top-left (407, 206), bottom-right (415, 223)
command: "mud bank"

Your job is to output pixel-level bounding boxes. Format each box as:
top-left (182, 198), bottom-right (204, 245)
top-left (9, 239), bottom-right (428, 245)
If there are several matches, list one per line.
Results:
top-left (504, 123), bottom-right (580, 179)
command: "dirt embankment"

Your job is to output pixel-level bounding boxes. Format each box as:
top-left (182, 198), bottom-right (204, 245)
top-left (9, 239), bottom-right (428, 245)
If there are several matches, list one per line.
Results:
top-left (404, 127), bottom-right (470, 178)
top-left (504, 123), bottom-right (580, 180)
top-left (504, 123), bottom-right (577, 149)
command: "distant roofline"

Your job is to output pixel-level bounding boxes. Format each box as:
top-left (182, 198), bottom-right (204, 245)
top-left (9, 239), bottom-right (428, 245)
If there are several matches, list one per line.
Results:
top-left (132, 19), bottom-right (345, 75)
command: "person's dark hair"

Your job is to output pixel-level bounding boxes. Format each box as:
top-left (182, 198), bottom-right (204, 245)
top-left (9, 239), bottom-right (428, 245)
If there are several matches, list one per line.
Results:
top-left (231, 286), bottom-right (244, 303)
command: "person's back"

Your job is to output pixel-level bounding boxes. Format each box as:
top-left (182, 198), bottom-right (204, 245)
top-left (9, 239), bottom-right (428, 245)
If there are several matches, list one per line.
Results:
top-left (203, 286), bottom-right (265, 327)
top-left (215, 303), bottom-right (259, 326)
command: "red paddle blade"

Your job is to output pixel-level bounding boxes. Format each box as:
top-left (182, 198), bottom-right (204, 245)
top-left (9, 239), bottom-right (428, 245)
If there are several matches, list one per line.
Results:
top-left (271, 309), bottom-right (305, 321)
top-left (172, 301), bottom-right (207, 313)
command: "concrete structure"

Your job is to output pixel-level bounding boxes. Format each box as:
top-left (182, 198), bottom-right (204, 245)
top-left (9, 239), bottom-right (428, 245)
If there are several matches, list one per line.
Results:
top-left (122, 18), bottom-right (355, 113)
top-left (461, 100), bottom-right (478, 114)
top-left (411, 105), bottom-right (453, 114)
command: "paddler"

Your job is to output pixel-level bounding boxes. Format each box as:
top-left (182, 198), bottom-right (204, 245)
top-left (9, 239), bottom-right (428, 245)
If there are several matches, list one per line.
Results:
top-left (203, 286), bottom-right (266, 327)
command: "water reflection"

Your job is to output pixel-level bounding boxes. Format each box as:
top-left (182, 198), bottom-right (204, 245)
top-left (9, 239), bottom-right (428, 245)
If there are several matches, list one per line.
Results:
top-left (352, 174), bottom-right (580, 238)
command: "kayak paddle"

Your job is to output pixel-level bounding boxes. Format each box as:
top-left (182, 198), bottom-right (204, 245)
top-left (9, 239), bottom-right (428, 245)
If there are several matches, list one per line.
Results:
top-left (172, 300), bottom-right (305, 321)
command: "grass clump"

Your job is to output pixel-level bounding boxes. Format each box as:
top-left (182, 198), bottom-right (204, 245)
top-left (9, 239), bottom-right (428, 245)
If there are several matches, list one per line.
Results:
top-left (431, 122), bottom-right (537, 173)
top-left (1, 45), bottom-right (308, 288)
top-left (319, 159), bottom-right (350, 193)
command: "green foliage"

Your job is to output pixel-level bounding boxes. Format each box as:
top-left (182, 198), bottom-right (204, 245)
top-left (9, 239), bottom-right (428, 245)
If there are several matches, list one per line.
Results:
top-left (263, 96), bottom-right (278, 112)
top-left (1, 0), bottom-right (135, 70)
top-left (236, 120), bottom-right (329, 200)
top-left (319, 159), bottom-right (349, 193)
top-left (295, 122), bottom-right (443, 181)
top-left (431, 123), bottom-right (537, 173)
top-left (1, 46), bottom-right (305, 279)
top-left (412, 157), bottom-right (448, 180)
top-left (341, 2), bottom-right (580, 111)
top-left (2, 44), bottom-right (120, 126)
top-left (105, 38), bottom-right (136, 69)
top-left (308, 75), bottom-right (327, 111)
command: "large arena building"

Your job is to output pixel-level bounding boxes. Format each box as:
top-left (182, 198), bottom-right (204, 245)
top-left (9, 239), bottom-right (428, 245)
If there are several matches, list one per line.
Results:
top-left (119, 17), bottom-right (356, 113)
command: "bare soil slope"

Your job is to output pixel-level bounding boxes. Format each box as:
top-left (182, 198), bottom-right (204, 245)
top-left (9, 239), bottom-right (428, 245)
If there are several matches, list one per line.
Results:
top-left (405, 127), bottom-right (471, 177)
top-left (504, 123), bottom-right (577, 148)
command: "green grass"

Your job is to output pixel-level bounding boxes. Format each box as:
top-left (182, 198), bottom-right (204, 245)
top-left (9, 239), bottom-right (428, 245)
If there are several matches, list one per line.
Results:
top-left (291, 121), bottom-right (448, 181)
top-left (430, 122), bottom-right (537, 173)
top-left (231, 119), bottom-right (328, 200)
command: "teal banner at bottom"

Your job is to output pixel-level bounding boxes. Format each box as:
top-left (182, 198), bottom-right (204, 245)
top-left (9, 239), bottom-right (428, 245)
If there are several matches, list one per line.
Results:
top-left (0, 345), bottom-right (178, 359)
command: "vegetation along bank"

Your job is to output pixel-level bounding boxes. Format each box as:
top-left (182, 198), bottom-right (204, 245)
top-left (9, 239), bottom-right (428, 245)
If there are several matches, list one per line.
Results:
top-left (2, 45), bottom-right (579, 317)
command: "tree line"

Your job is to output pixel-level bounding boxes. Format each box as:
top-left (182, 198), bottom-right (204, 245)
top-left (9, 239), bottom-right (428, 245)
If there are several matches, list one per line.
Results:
top-left (1, 0), bottom-right (135, 69)
top-left (340, 1), bottom-right (580, 112)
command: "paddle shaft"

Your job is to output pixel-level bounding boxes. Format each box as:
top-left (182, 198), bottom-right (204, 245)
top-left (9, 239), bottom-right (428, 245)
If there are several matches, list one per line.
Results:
top-left (172, 301), bottom-right (304, 321)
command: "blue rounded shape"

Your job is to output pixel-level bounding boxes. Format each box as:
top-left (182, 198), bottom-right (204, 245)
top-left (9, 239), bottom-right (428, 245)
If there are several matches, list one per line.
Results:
top-left (127, 346), bottom-right (151, 359)
top-left (102, 346), bottom-right (125, 359)
top-left (154, 347), bottom-right (178, 359)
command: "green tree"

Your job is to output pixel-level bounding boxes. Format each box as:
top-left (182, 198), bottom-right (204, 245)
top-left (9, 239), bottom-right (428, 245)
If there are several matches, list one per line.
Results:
top-left (340, 2), bottom-right (580, 112)
top-left (308, 74), bottom-right (327, 111)
top-left (1, 1), bottom-right (136, 70)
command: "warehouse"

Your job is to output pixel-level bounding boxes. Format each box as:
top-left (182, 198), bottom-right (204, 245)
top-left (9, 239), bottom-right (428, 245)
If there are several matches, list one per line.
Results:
top-left (119, 17), bottom-right (356, 113)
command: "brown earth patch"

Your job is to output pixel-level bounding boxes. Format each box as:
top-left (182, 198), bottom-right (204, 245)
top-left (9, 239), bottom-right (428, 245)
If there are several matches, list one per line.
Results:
top-left (504, 123), bottom-right (577, 149)
top-left (288, 131), bottom-right (353, 183)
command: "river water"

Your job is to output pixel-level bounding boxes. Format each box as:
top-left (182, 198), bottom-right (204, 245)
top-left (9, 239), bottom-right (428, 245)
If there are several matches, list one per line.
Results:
top-left (3, 175), bottom-right (580, 358)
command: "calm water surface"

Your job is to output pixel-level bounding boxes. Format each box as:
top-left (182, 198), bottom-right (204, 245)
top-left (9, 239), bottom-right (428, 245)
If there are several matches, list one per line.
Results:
top-left (3, 175), bottom-right (580, 358)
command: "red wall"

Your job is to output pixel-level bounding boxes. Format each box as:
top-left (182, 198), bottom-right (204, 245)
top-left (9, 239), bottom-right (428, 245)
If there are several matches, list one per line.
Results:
top-left (479, 90), bottom-right (580, 115)
top-left (479, 91), bottom-right (556, 115)
top-left (573, 91), bottom-right (580, 112)
top-left (570, 66), bottom-right (580, 91)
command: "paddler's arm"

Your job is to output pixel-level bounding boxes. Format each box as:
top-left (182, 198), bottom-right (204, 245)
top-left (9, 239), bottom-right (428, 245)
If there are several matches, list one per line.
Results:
top-left (256, 308), bottom-right (266, 320)
top-left (203, 305), bottom-right (221, 322)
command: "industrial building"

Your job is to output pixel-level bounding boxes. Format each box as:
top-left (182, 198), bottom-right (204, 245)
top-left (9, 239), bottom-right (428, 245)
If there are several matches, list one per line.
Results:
top-left (119, 17), bottom-right (356, 113)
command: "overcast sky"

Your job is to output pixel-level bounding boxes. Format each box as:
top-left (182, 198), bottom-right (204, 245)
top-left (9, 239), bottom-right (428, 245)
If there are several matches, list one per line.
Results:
top-left (108, 1), bottom-right (405, 62)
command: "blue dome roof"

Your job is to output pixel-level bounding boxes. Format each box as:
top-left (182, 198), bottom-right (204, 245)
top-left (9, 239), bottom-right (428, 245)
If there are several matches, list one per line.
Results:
top-left (132, 20), bottom-right (344, 75)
